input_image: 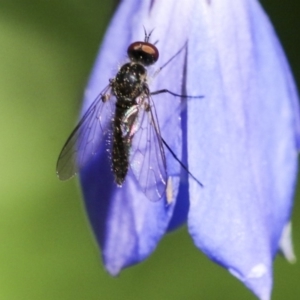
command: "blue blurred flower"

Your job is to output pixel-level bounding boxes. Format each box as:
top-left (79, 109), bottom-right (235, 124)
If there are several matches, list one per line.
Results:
top-left (79, 0), bottom-right (299, 299)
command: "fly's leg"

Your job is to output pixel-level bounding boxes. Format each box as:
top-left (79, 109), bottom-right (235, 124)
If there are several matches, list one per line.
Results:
top-left (150, 89), bottom-right (204, 99)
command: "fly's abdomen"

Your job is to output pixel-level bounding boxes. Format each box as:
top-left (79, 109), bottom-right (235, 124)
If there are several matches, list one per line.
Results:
top-left (112, 107), bottom-right (130, 186)
top-left (112, 102), bottom-right (140, 185)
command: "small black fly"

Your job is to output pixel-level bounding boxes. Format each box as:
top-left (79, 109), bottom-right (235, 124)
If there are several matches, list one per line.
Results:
top-left (56, 30), bottom-right (203, 202)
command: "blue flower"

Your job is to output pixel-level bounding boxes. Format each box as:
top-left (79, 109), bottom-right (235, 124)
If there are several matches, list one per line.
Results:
top-left (79, 0), bottom-right (299, 299)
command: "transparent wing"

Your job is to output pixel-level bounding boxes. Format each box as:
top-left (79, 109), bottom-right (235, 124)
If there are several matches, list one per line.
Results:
top-left (130, 96), bottom-right (167, 201)
top-left (57, 85), bottom-right (115, 180)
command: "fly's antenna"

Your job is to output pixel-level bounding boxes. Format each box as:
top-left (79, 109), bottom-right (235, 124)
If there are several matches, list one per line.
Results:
top-left (143, 26), bottom-right (155, 42)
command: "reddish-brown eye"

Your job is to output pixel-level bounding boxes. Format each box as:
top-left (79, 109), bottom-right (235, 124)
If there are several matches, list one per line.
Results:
top-left (127, 41), bottom-right (159, 66)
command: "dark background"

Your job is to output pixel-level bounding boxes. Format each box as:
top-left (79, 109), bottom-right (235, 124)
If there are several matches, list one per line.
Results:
top-left (0, 1), bottom-right (299, 299)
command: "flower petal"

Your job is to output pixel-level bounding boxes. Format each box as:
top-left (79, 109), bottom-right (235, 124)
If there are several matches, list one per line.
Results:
top-left (81, 157), bottom-right (177, 275)
top-left (79, 0), bottom-right (194, 274)
top-left (279, 222), bottom-right (296, 263)
top-left (186, 1), bottom-right (299, 299)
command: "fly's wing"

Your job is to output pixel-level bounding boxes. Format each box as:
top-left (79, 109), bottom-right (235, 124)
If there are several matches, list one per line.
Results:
top-left (56, 85), bottom-right (115, 180)
top-left (129, 96), bottom-right (167, 201)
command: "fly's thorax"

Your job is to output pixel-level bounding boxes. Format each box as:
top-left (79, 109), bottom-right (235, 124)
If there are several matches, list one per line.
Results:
top-left (112, 62), bottom-right (147, 101)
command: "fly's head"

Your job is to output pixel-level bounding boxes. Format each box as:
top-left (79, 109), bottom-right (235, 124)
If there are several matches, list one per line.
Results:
top-left (127, 41), bottom-right (159, 66)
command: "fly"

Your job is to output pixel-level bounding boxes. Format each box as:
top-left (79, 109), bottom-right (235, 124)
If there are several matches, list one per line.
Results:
top-left (56, 30), bottom-right (203, 202)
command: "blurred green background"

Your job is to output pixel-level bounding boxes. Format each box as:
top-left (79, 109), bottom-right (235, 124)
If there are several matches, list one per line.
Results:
top-left (0, 1), bottom-right (299, 299)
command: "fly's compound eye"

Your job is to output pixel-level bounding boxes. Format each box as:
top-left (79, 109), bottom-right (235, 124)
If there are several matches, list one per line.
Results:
top-left (127, 42), bottom-right (159, 66)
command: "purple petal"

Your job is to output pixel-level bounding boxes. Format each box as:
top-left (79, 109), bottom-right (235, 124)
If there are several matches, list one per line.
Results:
top-left (81, 157), bottom-right (176, 275)
top-left (186, 1), bottom-right (299, 299)
top-left (279, 222), bottom-right (296, 263)
top-left (80, 0), bottom-right (193, 274)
